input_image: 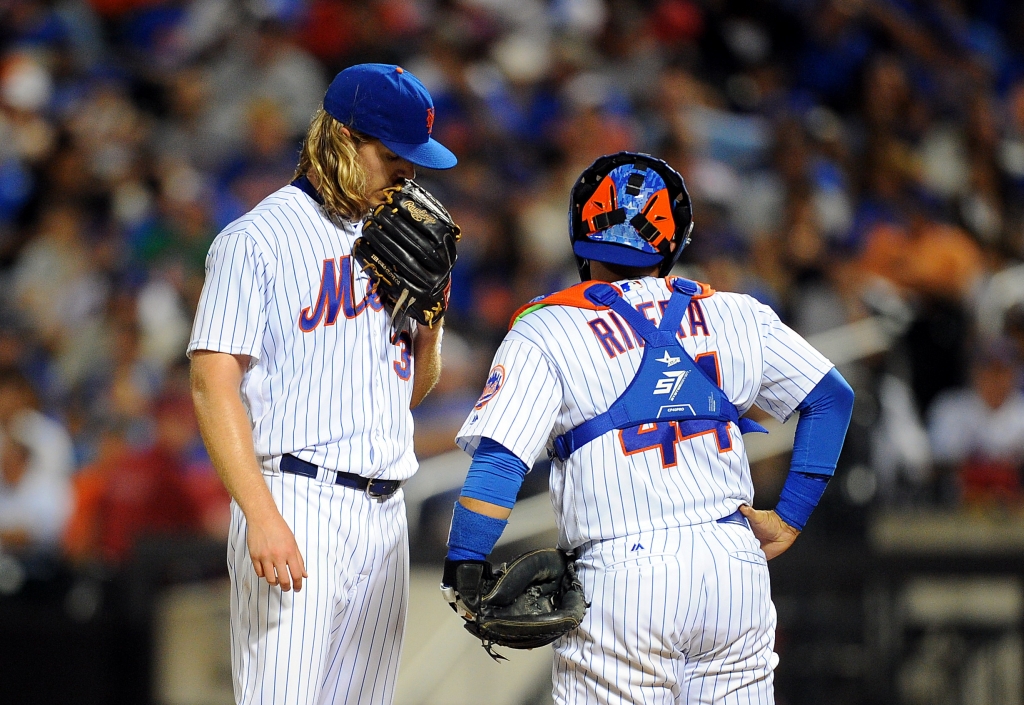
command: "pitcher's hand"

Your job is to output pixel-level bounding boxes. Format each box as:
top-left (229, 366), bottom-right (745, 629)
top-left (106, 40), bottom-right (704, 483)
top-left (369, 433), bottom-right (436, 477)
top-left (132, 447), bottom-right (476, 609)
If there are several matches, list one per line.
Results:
top-left (247, 511), bottom-right (307, 591)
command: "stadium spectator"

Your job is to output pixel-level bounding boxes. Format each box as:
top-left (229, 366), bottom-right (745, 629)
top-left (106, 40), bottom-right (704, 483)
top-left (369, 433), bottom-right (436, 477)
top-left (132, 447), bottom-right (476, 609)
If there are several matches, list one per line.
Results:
top-left (412, 331), bottom-right (485, 459)
top-left (0, 367), bottom-right (74, 480)
top-left (928, 340), bottom-right (1024, 506)
top-left (0, 425), bottom-right (72, 554)
top-left (61, 391), bottom-right (223, 566)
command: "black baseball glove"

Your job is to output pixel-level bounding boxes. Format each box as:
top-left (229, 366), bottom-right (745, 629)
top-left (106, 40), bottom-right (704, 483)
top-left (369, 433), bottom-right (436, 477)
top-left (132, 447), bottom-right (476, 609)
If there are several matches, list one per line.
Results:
top-left (441, 548), bottom-right (588, 661)
top-left (355, 180), bottom-right (460, 341)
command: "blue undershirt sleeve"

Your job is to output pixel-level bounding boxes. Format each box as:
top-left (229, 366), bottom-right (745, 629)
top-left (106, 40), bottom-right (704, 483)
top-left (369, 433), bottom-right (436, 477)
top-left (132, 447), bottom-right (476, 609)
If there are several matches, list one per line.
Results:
top-left (774, 367), bottom-right (855, 531)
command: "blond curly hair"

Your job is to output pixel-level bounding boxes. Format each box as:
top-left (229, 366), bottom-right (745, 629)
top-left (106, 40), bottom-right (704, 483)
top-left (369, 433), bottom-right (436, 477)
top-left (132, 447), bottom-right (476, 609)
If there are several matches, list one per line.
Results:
top-left (294, 107), bottom-right (372, 221)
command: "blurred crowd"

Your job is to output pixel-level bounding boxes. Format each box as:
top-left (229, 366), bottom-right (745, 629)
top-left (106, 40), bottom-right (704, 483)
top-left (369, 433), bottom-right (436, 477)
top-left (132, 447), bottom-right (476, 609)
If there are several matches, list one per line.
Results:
top-left (4, 0), bottom-right (1024, 572)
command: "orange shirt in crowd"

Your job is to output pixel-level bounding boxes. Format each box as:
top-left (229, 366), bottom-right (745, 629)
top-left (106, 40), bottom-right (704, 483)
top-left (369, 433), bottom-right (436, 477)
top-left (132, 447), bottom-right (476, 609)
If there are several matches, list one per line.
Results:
top-left (64, 440), bottom-right (216, 565)
top-left (858, 220), bottom-right (985, 300)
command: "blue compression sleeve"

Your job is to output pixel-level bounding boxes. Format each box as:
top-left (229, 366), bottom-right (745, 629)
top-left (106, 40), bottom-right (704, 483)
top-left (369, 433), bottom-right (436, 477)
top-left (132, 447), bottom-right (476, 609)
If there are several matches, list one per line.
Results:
top-left (460, 437), bottom-right (529, 509)
top-left (774, 368), bottom-right (854, 531)
top-left (789, 367), bottom-right (855, 474)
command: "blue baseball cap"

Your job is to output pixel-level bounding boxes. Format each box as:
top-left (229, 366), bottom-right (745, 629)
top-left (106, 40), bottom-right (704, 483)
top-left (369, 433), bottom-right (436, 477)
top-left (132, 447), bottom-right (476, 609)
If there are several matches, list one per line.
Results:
top-left (323, 63), bottom-right (457, 170)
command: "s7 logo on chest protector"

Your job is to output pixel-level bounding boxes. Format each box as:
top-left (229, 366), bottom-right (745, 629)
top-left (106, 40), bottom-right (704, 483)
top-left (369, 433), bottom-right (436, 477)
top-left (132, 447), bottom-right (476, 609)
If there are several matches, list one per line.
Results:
top-left (654, 370), bottom-right (688, 400)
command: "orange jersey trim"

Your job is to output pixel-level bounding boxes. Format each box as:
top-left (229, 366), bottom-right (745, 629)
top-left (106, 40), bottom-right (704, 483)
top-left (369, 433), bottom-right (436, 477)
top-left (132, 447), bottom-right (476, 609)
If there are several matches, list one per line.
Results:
top-left (509, 277), bottom-right (715, 330)
top-left (667, 276), bottom-right (715, 300)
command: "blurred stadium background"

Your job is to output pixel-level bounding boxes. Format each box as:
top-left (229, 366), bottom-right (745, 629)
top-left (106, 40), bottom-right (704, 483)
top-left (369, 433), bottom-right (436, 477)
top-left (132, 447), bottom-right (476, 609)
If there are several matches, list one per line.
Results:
top-left (3, 0), bottom-right (1024, 703)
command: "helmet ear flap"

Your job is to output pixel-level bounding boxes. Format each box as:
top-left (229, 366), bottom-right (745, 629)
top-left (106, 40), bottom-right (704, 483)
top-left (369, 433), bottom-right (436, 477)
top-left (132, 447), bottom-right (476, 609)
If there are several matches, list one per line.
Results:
top-left (660, 220), bottom-right (694, 276)
top-left (658, 193), bottom-right (694, 276)
top-left (568, 167), bottom-right (603, 281)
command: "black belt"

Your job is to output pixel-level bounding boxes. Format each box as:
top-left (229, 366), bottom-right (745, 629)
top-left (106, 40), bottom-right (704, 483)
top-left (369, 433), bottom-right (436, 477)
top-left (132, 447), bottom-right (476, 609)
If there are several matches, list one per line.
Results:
top-left (280, 454), bottom-right (403, 500)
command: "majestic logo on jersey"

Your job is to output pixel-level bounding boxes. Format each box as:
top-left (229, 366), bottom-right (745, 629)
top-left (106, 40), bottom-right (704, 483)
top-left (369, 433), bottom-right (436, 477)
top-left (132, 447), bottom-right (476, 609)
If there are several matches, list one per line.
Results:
top-left (426, 106), bottom-right (435, 135)
top-left (298, 256), bottom-right (383, 332)
top-left (657, 351), bottom-right (680, 367)
top-left (654, 370), bottom-right (689, 401)
top-left (402, 200), bottom-right (436, 224)
top-left (474, 365), bottom-right (506, 409)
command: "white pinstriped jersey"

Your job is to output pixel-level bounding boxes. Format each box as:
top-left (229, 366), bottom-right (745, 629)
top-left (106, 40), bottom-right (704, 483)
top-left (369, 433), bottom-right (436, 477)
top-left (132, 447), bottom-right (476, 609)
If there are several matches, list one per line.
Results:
top-left (188, 184), bottom-right (417, 480)
top-left (456, 276), bottom-right (833, 549)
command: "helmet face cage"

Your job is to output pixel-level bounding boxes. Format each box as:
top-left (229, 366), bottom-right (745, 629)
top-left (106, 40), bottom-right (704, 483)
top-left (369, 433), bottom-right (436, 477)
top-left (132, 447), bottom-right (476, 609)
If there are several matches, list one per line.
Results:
top-left (568, 152), bottom-right (693, 280)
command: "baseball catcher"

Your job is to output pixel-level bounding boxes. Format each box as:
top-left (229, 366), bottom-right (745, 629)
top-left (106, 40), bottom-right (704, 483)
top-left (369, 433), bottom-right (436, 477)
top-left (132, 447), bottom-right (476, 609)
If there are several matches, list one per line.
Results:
top-left (356, 179), bottom-right (460, 341)
top-left (442, 548), bottom-right (588, 661)
top-left (439, 151), bottom-right (855, 702)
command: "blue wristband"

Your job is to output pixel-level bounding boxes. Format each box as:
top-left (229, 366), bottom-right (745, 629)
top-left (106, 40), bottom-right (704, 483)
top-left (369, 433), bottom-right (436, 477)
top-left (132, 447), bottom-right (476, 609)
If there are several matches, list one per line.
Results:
top-left (774, 472), bottom-right (829, 531)
top-left (446, 501), bottom-right (508, 561)
top-left (774, 368), bottom-right (853, 531)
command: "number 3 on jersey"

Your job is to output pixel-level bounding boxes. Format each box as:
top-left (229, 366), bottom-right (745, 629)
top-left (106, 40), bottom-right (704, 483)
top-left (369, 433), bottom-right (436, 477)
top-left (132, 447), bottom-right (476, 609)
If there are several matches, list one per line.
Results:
top-left (393, 331), bottom-right (412, 380)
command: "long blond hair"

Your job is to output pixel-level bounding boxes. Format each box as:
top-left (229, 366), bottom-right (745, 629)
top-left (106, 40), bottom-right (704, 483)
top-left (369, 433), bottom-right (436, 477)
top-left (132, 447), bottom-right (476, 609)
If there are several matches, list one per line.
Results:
top-left (294, 107), bottom-right (372, 221)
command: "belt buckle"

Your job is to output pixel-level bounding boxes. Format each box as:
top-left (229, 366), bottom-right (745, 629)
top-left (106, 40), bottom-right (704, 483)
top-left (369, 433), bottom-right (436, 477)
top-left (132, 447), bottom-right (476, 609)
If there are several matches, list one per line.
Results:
top-left (365, 480), bottom-right (398, 502)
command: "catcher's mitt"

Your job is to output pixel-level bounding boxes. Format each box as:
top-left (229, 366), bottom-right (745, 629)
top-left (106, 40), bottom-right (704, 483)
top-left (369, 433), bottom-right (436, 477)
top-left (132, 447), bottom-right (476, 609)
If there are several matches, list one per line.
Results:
top-left (356, 180), bottom-right (460, 341)
top-left (441, 548), bottom-right (588, 661)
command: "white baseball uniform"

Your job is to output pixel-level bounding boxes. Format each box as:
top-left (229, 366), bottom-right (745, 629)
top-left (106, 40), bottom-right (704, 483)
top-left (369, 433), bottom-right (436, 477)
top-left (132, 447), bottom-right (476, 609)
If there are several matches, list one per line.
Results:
top-left (188, 182), bottom-right (416, 705)
top-left (456, 276), bottom-right (833, 704)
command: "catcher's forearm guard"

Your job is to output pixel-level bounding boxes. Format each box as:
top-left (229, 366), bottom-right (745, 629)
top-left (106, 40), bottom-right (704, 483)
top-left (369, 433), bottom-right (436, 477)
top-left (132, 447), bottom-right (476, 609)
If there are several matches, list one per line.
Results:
top-left (441, 548), bottom-right (588, 661)
top-left (356, 180), bottom-right (460, 341)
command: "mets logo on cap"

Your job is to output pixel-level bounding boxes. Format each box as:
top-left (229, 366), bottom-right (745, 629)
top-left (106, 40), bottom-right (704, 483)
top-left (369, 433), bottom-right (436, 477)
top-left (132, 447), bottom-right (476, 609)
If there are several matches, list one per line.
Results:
top-left (474, 365), bottom-right (506, 409)
top-left (426, 107), bottom-right (435, 135)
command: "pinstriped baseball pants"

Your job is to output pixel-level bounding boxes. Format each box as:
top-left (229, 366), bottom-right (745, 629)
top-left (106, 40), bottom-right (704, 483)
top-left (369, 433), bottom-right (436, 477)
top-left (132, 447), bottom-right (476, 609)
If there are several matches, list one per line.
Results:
top-left (553, 522), bottom-right (778, 705)
top-left (227, 462), bottom-right (409, 705)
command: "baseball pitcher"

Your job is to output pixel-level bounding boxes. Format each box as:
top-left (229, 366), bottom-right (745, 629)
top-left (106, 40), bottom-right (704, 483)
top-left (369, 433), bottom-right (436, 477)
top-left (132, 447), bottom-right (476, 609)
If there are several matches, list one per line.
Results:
top-left (189, 64), bottom-right (459, 705)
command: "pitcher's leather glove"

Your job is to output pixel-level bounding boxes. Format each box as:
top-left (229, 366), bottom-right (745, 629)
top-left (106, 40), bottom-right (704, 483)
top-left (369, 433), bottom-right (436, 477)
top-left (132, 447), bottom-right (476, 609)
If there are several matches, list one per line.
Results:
top-left (356, 180), bottom-right (460, 340)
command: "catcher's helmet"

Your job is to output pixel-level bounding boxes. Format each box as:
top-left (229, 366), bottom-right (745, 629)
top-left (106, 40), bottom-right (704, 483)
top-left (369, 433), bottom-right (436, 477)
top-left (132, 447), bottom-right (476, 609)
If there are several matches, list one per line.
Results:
top-left (569, 152), bottom-right (693, 280)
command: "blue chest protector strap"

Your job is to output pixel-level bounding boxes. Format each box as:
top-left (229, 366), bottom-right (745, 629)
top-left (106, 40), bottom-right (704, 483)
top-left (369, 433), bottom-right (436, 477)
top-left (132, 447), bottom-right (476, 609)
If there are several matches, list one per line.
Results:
top-left (551, 279), bottom-right (768, 461)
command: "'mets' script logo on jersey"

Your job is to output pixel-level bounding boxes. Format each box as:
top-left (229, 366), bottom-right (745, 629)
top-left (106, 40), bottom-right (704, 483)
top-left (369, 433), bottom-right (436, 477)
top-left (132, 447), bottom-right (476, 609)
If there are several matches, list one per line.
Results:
top-left (298, 256), bottom-right (383, 331)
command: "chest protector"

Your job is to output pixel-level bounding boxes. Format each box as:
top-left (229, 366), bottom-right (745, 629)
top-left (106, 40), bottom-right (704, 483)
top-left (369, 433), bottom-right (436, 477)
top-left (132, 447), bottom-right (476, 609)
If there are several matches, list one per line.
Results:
top-left (550, 278), bottom-right (767, 462)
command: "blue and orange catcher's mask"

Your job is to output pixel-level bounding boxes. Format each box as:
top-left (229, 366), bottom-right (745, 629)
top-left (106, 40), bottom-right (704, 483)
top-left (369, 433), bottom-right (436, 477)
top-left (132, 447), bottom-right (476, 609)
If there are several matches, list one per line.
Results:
top-left (569, 152), bottom-right (693, 280)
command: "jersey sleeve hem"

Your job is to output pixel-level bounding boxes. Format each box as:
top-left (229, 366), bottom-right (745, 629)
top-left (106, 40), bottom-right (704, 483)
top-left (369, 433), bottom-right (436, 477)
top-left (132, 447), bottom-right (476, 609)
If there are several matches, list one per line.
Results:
top-left (455, 433), bottom-right (535, 468)
top-left (771, 363), bottom-right (833, 423)
top-left (186, 340), bottom-right (261, 361)
top-left (757, 363), bottom-right (833, 424)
